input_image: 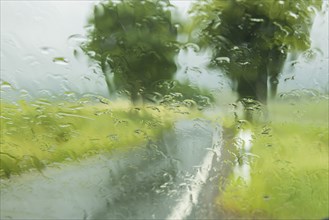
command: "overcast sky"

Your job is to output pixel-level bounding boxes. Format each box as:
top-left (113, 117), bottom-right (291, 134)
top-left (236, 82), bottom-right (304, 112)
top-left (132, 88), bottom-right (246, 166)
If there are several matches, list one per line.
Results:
top-left (1, 0), bottom-right (328, 100)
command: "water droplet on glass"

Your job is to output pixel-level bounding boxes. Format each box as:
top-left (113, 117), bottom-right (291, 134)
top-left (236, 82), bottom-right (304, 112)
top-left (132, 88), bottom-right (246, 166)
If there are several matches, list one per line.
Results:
top-left (108, 134), bottom-right (119, 141)
top-left (288, 11), bottom-right (298, 19)
top-left (0, 81), bottom-right (14, 90)
top-left (174, 23), bottom-right (181, 30)
top-left (263, 195), bottom-right (271, 201)
top-left (53, 57), bottom-right (69, 65)
top-left (134, 129), bottom-right (144, 135)
top-left (238, 61), bottom-right (250, 66)
top-left (278, 0), bottom-right (285, 5)
top-left (183, 43), bottom-right (200, 52)
top-left (73, 47), bottom-right (87, 62)
top-left (40, 46), bottom-right (55, 55)
top-left (68, 34), bottom-right (87, 43)
top-left (301, 49), bottom-right (321, 62)
top-left (215, 57), bottom-right (230, 63)
top-left (68, 34), bottom-right (87, 48)
top-left (307, 6), bottom-right (318, 13)
top-left (87, 51), bottom-right (96, 57)
top-left (249, 18), bottom-right (264, 23)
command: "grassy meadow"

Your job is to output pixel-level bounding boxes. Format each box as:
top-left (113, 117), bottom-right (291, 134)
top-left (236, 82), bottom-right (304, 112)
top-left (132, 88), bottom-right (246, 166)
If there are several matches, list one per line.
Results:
top-left (217, 99), bottom-right (329, 219)
top-left (0, 97), bottom-right (199, 178)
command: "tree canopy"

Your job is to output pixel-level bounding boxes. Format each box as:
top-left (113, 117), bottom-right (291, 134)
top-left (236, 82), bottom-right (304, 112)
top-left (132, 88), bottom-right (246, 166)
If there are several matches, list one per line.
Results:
top-left (191, 0), bottom-right (322, 50)
top-left (82, 0), bottom-right (178, 103)
top-left (189, 0), bottom-right (322, 120)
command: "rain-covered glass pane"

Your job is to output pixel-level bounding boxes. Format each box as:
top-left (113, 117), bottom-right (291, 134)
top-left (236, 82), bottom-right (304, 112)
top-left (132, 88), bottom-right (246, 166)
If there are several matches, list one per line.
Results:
top-left (1, 0), bottom-right (328, 219)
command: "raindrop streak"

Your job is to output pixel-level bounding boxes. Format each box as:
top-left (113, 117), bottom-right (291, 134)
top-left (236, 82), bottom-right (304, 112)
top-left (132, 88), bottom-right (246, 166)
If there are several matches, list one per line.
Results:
top-left (52, 57), bottom-right (69, 65)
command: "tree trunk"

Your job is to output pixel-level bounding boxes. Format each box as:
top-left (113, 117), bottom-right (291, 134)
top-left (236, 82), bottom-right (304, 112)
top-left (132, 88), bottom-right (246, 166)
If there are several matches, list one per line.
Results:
top-left (268, 47), bottom-right (287, 99)
top-left (237, 66), bottom-right (268, 122)
top-left (235, 48), bottom-right (287, 122)
top-left (237, 74), bottom-right (268, 103)
top-left (104, 72), bottom-right (115, 98)
top-left (130, 84), bottom-right (143, 106)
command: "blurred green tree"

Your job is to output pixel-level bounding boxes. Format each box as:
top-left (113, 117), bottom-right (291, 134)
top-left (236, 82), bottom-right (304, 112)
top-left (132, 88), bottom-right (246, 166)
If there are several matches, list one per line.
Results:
top-left (82, 0), bottom-right (178, 104)
top-left (190, 0), bottom-right (322, 119)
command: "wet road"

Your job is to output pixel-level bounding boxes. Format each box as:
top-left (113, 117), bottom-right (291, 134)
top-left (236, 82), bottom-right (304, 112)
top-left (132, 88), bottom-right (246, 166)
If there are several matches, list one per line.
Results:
top-left (0, 119), bottom-right (224, 219)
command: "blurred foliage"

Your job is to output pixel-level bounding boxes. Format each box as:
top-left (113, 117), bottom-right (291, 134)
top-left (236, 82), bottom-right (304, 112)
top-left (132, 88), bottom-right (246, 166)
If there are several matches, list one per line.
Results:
top-left (217, 99), bottom-right (329, 219)
top-left (0, 97), bottom-right (200, 178)
top-left (82, 0), bottom-right (179, 103)
top-left (190, 0), bottom-right (322, 106)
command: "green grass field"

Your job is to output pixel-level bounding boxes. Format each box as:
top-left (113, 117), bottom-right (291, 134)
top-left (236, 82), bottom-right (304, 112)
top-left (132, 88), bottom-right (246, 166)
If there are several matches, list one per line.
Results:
top-left (217, 99), bottom-right (329, 219)
top-left (0, 98), bottom-right (198, 178)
